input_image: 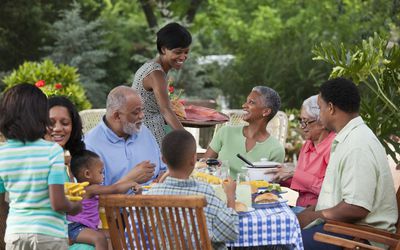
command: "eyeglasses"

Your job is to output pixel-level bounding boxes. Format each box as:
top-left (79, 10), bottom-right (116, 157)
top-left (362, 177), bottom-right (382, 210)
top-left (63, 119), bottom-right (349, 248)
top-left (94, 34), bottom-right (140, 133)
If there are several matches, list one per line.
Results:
top-left (298, 119), bottom-right (317, 128)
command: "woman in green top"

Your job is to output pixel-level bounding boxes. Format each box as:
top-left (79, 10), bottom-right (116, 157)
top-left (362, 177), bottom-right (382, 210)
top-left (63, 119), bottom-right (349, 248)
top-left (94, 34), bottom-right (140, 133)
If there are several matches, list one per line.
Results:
top-left (204, 86), bottom-right (285, 178)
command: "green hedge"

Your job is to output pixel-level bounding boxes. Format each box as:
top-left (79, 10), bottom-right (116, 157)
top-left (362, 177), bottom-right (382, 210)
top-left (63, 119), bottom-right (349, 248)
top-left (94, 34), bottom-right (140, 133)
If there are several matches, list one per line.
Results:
top-left (2, 59), bottom-right (91, 110)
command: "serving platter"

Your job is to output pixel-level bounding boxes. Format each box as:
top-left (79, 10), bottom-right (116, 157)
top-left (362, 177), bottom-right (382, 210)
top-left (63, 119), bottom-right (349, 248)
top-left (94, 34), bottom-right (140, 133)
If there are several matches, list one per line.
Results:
top-left (252, 198), bottom-right (288, 209)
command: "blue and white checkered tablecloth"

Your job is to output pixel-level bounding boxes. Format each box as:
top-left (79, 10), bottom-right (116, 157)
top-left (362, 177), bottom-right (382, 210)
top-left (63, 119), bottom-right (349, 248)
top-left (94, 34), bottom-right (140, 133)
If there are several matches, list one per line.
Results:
top-left (227, 202), bottom-right (304, 250)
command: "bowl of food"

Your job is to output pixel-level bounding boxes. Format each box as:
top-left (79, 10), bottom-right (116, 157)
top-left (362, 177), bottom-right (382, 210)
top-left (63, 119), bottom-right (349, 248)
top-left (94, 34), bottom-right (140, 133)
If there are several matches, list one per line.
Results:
top-left (243, 159), bottom-right (280, 181)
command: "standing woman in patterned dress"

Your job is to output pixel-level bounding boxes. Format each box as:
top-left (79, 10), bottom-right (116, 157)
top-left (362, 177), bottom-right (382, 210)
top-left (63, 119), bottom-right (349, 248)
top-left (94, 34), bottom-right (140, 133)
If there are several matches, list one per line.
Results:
top-left (132, 22), bottom-right (192, 146)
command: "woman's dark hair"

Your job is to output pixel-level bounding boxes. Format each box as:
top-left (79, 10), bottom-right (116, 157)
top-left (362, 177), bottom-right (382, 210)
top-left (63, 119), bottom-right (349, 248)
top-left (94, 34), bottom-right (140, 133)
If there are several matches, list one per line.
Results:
top-left (320, 77), bottom-right (360, 113)
top-left (0, 83), bottom-right (50, 142)
top-left (49, 96), bottom-right (85, 156)
top-left (156, 22), bottom-right (192, 54)
top-left (70, 149), bottom-right (100, 181)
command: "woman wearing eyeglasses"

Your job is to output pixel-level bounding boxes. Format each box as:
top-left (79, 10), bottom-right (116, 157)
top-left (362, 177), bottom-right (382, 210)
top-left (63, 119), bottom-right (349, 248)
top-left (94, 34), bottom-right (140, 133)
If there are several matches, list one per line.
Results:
top-left (271, 95), bottom-right (335, 209)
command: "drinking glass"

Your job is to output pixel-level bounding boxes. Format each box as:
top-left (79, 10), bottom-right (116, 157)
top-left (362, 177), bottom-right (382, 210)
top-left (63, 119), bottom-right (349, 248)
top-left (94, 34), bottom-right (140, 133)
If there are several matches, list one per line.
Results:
top-left (236, 172), bottom-right (252, 207)
top-left (218, 160), bottom-right (230, 180)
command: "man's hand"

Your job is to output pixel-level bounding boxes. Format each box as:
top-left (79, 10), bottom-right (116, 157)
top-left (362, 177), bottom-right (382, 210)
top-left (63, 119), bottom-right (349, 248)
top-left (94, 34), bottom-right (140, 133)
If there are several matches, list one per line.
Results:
top-left (155, 170), bottom-right (169, 183)
top-left (124, 161), bottom-right (155, 184)
top-left (297, 207), bottom-right (321, 228)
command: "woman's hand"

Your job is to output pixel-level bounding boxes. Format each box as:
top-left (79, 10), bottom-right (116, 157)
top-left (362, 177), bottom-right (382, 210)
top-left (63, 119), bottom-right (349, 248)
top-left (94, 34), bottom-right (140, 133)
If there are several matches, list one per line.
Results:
top-left (266, 163), bottom-right (295, 183)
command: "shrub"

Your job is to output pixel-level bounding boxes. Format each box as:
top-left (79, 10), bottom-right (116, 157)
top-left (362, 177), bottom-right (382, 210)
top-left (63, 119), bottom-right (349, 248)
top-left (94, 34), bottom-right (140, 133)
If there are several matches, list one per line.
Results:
top-left (2, 59), bottom-right (91, 110)
top-left (313, 34), bottom-right (399, 165)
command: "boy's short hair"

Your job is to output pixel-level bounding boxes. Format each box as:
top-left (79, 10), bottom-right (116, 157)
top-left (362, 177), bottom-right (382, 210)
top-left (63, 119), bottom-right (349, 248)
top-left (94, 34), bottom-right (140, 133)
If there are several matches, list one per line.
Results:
top-left (70, 149), bottom-right (100, 179)
top-left (320, 77), bottom-right (360, 113)
top-left (161, 130), bottom-right (196, 170)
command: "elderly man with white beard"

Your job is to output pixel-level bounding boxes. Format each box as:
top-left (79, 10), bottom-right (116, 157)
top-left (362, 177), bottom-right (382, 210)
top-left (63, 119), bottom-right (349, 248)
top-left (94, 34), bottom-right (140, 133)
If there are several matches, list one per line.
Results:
top-left (85, 86), bottom-right (166, 191)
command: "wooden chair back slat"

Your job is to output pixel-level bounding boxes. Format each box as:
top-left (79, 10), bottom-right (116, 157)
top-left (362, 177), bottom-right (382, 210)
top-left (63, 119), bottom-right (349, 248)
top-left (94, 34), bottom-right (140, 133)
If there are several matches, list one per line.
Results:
top-left (153, 207), bottom-right (167, 248)
top-left (147, 207), bottom-right (161, 250)
top-left (181, 208), bottom-right (194, 250)
top-left (141, 207), bottom-right (155, 250)
top-left (134, 206), bottom-right (146, 249)
top-left (99, 195), bottom-right (212, 250)
top-left (189, 208), bottom-right (201, 248)
top-left (175, 207), bottom-right (186, 247)
top-left (168, 207), bottom-right (181, 250)
top-left (197, 207), bottom-right (210, 247)
top-left (128, 207), bottom-right (141, 249)
top-left (161, 207), bottom-right (175, 249)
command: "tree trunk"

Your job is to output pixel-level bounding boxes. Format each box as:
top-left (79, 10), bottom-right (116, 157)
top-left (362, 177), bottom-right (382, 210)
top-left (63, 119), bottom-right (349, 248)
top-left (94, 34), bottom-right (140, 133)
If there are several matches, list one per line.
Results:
top-left (138, 0), bottom-right (158, 29)
top-left (185, 0), bottom-right (203, 23)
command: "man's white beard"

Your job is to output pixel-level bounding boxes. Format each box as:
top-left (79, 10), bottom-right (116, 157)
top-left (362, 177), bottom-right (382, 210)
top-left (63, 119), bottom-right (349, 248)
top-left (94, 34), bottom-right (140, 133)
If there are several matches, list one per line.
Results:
top-left (122, 121), bottom-right (141, 135)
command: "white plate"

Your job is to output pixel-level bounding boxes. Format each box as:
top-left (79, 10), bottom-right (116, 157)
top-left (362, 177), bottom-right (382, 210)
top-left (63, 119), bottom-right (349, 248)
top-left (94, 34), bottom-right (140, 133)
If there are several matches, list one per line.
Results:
top-left (245, 161), bottom-right (281, 168)
top-left (252, 198), bottom-right (288, 209)
top-left (237, 207), bottom-right (255, 214)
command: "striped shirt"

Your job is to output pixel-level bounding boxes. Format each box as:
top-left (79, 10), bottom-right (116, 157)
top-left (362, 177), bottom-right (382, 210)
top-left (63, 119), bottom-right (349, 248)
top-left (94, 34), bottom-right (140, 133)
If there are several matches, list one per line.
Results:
top-left (146, 177), bottom-right (239, 250)
top-left (0, 139), bottom-right (67, 238)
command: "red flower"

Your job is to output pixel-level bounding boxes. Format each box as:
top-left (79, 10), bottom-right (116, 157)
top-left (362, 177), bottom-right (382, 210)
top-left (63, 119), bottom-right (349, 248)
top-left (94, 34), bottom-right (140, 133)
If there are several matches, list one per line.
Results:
top-left (168, 86), bottom-right (175, 94)
top-left (55, 83), bottom-right (62, 89)
top-left (35, 80), bottom-right (45, 88)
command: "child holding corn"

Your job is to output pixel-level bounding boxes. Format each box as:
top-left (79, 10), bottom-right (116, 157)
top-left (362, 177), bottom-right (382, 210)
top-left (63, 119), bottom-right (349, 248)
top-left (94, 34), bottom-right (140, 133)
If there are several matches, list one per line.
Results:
top-left (67, 149), bottom-right (141, 250)
top-left (0, 84), bottom-right (82, 249)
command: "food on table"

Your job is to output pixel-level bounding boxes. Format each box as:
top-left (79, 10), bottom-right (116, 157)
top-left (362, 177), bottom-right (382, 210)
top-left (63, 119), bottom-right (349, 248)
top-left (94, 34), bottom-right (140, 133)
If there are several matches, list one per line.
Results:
top-left (254, 192), bottom-right (279, 204)
top-left (171, 99), bottom-right (186, 119)
top-left (195, 161), bottom-right (207, 169)
top-left (192, 171), bottom-right (222, 184)
top-left (64, 181), bottom-right (89, 201)
top-left (235, 201), bottom-right (248, 212)
top-left (265, 183), bottom-right (282, 192)
top-left (240, 180), bottom-right (270, 194)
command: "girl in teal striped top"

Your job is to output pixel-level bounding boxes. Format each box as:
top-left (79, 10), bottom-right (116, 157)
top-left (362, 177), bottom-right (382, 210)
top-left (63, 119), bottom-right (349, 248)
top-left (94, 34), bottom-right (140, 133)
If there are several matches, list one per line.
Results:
top-left (0, 83), bottom-right (82, 249)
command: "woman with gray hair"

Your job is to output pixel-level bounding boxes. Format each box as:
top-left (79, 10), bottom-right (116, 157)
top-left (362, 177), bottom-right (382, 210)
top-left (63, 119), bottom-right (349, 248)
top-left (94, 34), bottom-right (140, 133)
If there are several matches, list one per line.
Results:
top-left (204, 86), bottom-right (285, 178)
top-left (271, 95), bottom-right (335, 209)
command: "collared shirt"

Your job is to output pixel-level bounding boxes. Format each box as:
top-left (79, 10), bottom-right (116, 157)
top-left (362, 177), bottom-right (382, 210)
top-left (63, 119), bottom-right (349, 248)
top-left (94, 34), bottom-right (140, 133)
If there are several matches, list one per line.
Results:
top-left (209, 125), bottom-right (285, 178)
top-left (84, 118), bottom-right (166, 187)
top-left (316, 117), bottom-right (398, 232)
top-left (146, 177), bottom-right (239, 250)
top-left (291, 132), bottom-right (335, 207)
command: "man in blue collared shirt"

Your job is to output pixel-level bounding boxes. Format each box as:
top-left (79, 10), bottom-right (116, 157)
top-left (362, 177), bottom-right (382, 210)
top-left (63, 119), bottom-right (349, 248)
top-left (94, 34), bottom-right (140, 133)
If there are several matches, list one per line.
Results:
top-left (85, 86), bottom-right (166, 188)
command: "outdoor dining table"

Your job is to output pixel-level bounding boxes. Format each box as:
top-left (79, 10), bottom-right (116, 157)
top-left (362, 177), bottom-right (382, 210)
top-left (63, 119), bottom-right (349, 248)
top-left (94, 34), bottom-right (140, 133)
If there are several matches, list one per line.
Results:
top-left (227, 200), bottom-right (304, 250)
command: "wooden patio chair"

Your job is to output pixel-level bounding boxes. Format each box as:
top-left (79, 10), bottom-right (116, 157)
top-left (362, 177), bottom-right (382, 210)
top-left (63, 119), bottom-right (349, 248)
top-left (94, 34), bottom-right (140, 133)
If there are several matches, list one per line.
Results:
top-left (214, 110), bottom-right (289, 147)
top-left (99, 194), bottom-right (212, 250)
top-left (313, 185), bottom-right (400, 250)
top-left (79, 108), bottom-right (106, 134)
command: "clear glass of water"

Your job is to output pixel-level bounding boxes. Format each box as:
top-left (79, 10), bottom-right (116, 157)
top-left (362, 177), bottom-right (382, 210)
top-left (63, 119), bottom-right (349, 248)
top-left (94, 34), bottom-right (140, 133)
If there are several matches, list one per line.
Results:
top-left (236, 172), bottom-right (252, 207)
top-left (219, 160), bottom-right (230, 180)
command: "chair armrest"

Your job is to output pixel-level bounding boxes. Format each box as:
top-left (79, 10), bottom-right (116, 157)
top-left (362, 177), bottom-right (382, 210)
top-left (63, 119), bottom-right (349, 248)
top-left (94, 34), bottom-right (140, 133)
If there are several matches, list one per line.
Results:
top-left (322, 223), bottom-right (398, 247)
top-left (313, 232), bottom-right (383, 250)
top-left (324, 220), bottom-right (400, 240)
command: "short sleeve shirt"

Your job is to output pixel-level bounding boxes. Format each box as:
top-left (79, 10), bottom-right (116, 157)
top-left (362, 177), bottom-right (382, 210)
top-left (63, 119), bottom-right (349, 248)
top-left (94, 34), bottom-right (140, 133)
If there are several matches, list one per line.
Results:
top-left (316, 117), bottom-right (398, 232)
top-left (209, 125), bottom-right (285, 178)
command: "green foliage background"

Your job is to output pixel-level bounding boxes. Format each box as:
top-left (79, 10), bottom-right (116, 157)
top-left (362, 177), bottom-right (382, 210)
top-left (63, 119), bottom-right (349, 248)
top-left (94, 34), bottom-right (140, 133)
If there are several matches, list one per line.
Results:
top-left (313, 34), bottom-right (400, 163)
top-left (0, 0), bottom-right (398, 161)
top-left (3, 60), bottom-right (91, 111)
